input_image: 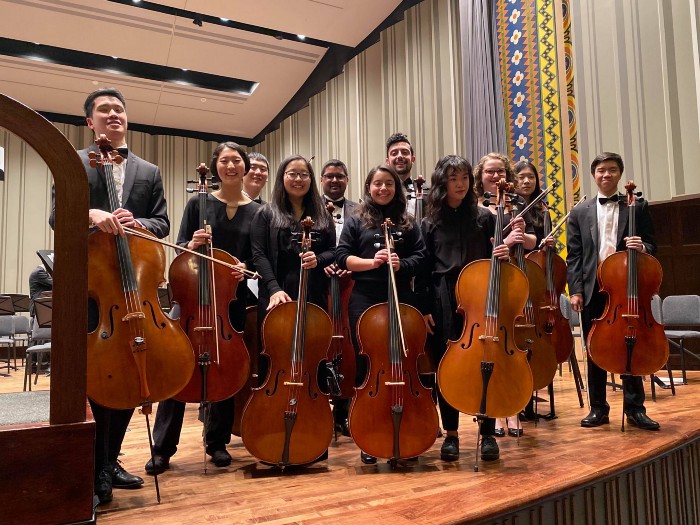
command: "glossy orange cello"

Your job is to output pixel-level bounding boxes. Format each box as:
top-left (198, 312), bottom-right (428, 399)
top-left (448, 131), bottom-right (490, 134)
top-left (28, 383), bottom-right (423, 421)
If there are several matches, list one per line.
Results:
top-left (438, 180), bottom-right (532, 468)
top-left (349, 218), bottom-right (439, 467)
top-left (527, 206), bottom-right (574, 364)
top-left (241, 217), bottom-right (333, 466)
top-left (87, 136), bottom-right (194, 411)
top-left (510, 196), bottom-right (558, 391)
top-left (169, 164), bottom-right (250, 404)
top-left (587, 182), bottom-right (668, 378)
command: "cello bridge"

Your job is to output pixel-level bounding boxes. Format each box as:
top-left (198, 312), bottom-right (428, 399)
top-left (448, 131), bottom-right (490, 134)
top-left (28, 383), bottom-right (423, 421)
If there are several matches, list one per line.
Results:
top-left (193, 326), bottom-right (213, 332)
top-left (478, 335), bottom-right (500, 342)
top-left (331, 335), bottom-right (344, 340)
top-left (539, 306), bottom-right (557, 311)
top-left (283, 381), bottom-right (304, 386)
top-left (385, 381), bottom-right (405, 386)
top-left (515, 324), bottom-right (535, 329)
top-left (122, 312), bottom-right (146, 322)
top-left (621, 314), bottom-right (639, 319)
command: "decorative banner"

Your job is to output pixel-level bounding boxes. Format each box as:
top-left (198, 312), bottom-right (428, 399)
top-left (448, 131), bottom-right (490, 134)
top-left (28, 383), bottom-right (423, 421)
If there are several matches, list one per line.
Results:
top-left (496, 0), bottom-right (579, 254)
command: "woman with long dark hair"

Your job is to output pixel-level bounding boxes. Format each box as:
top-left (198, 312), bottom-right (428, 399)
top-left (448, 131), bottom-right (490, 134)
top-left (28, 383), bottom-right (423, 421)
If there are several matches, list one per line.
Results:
top-left (335, 164), bottom-right (427, 464)
top-left (418, 155), bottom-right (510, 462)
top-left (514, 160), bottom-right (545, 245)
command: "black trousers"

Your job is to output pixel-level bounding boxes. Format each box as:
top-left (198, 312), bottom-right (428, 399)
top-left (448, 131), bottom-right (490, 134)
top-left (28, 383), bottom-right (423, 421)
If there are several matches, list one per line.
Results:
top-left (582, 291), bottom-right (646, 414)
top-left (90, 400), bottom-right (134, 479)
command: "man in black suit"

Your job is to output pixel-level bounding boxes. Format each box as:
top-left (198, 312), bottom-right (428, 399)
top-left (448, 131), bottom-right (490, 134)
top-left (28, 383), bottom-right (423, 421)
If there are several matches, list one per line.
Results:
top-left (385, 133), bottom-right (419, 217)
top-left (567, 152), bottom-right (659, 431)
top-left (51, 88), bottom-right (169, 504)
top-left (320, 159), bottom-right (357, 435)
top-left (242, 152), bottom-right (269, 204)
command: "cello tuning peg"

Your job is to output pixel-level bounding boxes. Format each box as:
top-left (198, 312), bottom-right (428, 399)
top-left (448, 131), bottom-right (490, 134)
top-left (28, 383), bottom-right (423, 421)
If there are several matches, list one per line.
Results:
top-left (186, 188), bottom-right (197, 194)
top-left (483, 191), bottom-right (494, 199)
top-left (210, 184), bottom-right (220, 190)
top-left (373, 243), bottom-right (381, 249)
top-left (635, 191), bottom-right (643, 197)
top-left (482, 200), bottom-right (491, 207)
top-left (186, 179), bottom-right (198, 184)
top-left (373, 233), bottom-right (381, 239)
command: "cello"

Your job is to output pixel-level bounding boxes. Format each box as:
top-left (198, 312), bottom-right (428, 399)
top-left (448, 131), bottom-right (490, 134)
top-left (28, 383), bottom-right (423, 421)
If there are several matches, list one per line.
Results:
top-left (527, 206), bottom-right (574, 364)
top-left (437, 179), bottom-right (532, 467)
top-left (349, 218), bottom-right (439, 467)
top-left (169, 163), bottom-right (250, 404)
top-left (325, 201), bottom-right (356, 400)
top-left (241, 217), bottom-right (333, 466)
top-left (86, 135), bottom-right (194, 411)
top-left (587, 182), bottom-right (668, 378)
top-left (510, 197), bottom-right (558, 391)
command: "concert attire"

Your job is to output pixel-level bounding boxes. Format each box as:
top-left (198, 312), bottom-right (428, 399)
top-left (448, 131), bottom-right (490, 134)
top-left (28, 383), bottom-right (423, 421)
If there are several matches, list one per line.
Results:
top-left (150, 196), bottom-right (260, 462)
top-left (566, 193), bottom-right (657, 419)
top-left (335, 212), bottom-right (426, 385)
top-left (417, 204), bottom-right (497, 437)
top-left (50, 144), bottom-right (169, 500)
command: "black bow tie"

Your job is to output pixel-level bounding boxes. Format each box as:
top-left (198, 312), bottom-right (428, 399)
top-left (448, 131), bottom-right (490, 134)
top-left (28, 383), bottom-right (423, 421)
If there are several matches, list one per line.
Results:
top-left (326, 197), bottom-right (345, 208)
top-left (115, 147), bottom-right (128, 158)
top-left (599, 194), bottom-right (620, 205)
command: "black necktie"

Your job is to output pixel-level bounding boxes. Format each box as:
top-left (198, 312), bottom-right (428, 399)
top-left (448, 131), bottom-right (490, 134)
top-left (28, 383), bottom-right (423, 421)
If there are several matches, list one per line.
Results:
top-left (116, 147), bottom-right (128, 158)
top-left (325, 197), bottom-right (345, 208)
top-left (599, 194), bottom-right (620, 205)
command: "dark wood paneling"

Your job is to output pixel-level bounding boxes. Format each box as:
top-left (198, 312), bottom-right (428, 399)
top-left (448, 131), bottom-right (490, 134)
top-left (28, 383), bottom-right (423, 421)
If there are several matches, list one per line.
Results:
top-left (650, 195), bottom-right (700, 368)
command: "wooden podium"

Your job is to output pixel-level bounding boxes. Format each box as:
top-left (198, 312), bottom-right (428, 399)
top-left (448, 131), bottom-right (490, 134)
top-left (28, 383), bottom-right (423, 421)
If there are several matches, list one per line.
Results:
top-left (0, 93), bottom-right (93, 525)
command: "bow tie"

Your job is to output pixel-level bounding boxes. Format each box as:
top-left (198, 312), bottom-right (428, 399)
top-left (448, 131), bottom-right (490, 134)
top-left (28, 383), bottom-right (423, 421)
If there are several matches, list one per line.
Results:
top-left (598, 194), bottom-right (620, 205)
top-left (326, 197), bottom-right (345, 208)
top-left (115, 146), bottom-right (128, 158)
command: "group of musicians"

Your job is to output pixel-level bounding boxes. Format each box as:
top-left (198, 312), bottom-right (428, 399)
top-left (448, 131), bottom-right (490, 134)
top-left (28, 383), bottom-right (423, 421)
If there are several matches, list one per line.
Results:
top-left (62, 88), bottom-right (661, 506)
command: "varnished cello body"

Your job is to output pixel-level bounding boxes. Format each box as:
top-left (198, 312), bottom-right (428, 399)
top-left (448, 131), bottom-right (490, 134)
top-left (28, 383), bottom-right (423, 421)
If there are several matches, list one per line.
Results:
top-left (327, 272), bottom-right (356, 398)
top-left (241, 218), bottom-right (333, 466)
top-left (87, 138), bottom-right (194, 410)
top-left (349, 219), bottom-right (438, 463)
top-left (587, 182), bottom-right (668, 376)
top-left (438, 181), bottom-right (533, 419)
top-left (527, 210), bottom-right (574, 364)
top-left (169, 164), bottom-right (250, 403)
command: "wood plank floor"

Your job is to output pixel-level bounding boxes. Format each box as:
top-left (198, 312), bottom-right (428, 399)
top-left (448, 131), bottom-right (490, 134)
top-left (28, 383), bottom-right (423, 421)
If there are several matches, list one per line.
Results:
top-left (2, 360), bottom-right (698, 524)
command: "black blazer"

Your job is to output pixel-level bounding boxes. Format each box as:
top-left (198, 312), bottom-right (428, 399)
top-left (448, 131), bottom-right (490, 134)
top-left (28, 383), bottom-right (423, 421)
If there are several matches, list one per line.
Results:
top-left (566, 197), bottom-right (656, 306)
top-left (50, 144), bottom-right (169, 238)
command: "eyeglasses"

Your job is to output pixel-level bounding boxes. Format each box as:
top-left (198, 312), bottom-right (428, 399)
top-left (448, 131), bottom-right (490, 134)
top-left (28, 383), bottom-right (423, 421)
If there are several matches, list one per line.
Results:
top-left (285, 171), bottom-right (311, 180)
top-left (322, 174), bottom-right (347, 181)
top-left (483, 169), bottom-right (506, 176)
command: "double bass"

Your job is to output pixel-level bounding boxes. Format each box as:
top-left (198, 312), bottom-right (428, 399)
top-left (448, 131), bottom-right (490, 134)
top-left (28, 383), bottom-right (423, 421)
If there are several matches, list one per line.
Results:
top-left (241, 217), bottom-right (333, 466)
top-left (349, 218), bottom-right (439, 467)
top-left (587, 182), bottom-right (668, 377)
top-left (438, 180), bottom-right (532, 430)
top-left (169, 164), bottom-right (250, 403)
top-left (87, 135), bottom-right (194, 410)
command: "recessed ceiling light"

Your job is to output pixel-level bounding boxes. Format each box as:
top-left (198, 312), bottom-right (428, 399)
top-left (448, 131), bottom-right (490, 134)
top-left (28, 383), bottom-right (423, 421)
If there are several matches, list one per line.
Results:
top-left (112, 56), bottom-right (118, 60)
top-left (297, 35), bottom-right (306, 40)
top-left (200, 98), bottom-right (207, 102)
top-left (133, 0), bottom-right (141, 3)
top-left (220, 18), bottom-right (229, 22)
top-left (182, 68), bottom-right (188, 72)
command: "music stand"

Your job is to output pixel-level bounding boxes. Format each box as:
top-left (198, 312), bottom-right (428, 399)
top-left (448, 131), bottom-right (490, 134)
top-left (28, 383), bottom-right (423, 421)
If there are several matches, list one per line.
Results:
top-left (34, 293), bottom-right (53, 329)
top-left (0, 295), bottom-right (14, 316)
top-left (9, 294), bottom-right (30, 313)
top-left (36, 250), bottom-right (55, 277)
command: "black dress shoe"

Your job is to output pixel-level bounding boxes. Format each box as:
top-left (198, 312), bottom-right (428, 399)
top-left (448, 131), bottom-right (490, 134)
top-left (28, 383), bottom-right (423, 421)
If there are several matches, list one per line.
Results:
top-left (95, 469), bottom-right (113, 504)
top-left (494, 428), bottom-right (505, 437)
top-left (209, 449), bottom-right (232, 467)
top-left (440, 436), bottom-right (459, 461)
top-left (626, 411), bottom-right (660, 431)
top-left (480, 436), bottom-right (500, 461)
top-left (334, 419), bottom-right (351, 437)
top-left (581, 408), bottom-right (610, 427)
top-left (508, 427), bottom-right (524, 437)
top-left (360, 451), bottom-right (377, 464)
top-left (145, 454), bottom-right (170, 475)
top-left (110, 462), bottom-right (144, 489)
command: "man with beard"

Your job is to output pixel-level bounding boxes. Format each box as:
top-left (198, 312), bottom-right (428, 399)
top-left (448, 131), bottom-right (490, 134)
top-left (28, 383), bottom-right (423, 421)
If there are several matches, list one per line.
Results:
top-left (385, 132), bottom-right (419, 217)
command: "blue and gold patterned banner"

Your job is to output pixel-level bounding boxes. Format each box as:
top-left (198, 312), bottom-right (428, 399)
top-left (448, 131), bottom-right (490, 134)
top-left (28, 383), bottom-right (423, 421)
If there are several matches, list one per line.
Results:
top-left (496, 0), bottom-right (579, 253)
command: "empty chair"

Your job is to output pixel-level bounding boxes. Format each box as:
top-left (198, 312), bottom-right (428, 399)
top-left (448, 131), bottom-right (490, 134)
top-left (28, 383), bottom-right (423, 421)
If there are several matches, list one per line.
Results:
top-left (649, 295), bottom-right (676, 400)
top-left (23, 293), bottom-right (52, 391)
top-left (662, 295), bottom-right (700, 385)
top-left (0, 316), bottom-right (15, 376)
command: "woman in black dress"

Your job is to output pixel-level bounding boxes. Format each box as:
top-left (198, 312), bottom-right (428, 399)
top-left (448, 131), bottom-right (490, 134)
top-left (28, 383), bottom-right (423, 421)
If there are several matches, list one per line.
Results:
top-left (418, 155), bottom-right (510, 462)
top-left (335, 164), bottom-right (427, 464)
top-left (147, 141), bottom-right (260, 473)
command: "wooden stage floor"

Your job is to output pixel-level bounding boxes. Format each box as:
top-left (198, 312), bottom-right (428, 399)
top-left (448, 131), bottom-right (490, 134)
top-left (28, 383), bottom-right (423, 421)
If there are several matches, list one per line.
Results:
top-left (3, 363), bottom-right (699, 524)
